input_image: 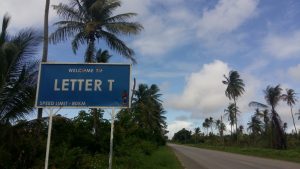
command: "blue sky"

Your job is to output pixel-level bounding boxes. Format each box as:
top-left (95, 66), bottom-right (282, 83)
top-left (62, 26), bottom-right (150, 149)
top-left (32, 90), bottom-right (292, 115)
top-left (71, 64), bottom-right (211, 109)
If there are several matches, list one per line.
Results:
top-left (2, 0), bottom-right (300, 138)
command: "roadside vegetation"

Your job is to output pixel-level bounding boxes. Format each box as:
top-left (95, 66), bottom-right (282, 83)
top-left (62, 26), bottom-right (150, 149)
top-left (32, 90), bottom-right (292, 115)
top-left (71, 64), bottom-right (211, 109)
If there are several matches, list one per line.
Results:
top-left (172, 70), bottom-right (300, 162)
top-left (0, 0), bottom-right (181, 168)
top-left (189, 144), bottom-right (300, 163)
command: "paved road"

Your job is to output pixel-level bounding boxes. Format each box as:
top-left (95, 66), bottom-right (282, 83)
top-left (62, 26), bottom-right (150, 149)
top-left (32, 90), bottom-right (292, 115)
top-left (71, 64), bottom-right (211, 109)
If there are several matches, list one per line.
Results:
top-left (168, 144), bottom-right (300, 169)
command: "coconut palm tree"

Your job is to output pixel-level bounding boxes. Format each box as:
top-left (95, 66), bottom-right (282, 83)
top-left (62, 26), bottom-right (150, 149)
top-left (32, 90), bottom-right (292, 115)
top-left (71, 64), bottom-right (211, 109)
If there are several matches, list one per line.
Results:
top-left (215, 119), bottom-right (226, 137)
top-left (249, 85), bottom-right (287, 149)
top-left (247, 116), bottom-right (263, 144)
top-left (224, 103), bottom-right (238, 136)
top-left (283, 122), bottom-right (288, 134)
top-left (247, 115), bottom-right (263, 135)
top-left (238, 125), bottom-right (244, 135)
top-left (202, 119), bottom-right (209, 136)
top-left (253, 108), bottom-right (263, 118)
top-left (194, 127), bottom-right (200, 143)
top-left (223, 70), bottom-right (245, 138)
top-left (262, 109), bottom-right (270, 133)
top-left (50, 0), bottom-right (143, 63)
top-left (0, 15), bottom-right (41, 124)
top-left (208, 117), bottom-right (214, 134)
top-left (132, 84), bottom-right (166, 141)
top-left (96, 49), bottom-right (112, 63)
top-left (282, 88), bottom-right (297, 135)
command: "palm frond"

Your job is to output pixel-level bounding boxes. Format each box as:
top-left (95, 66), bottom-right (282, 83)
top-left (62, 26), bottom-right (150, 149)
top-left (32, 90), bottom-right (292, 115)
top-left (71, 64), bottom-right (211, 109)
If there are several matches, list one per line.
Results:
top-left (282, 88), bottom-right (297, 107)
top-left (0, 16), bottom-right (40, 124)
top-left (96, 49), bottom-right (111, 63)
top-left (91, 0), bottom-right (121, 19)
top-left (0, 64), bottom-right (37, 124)
top-left (71, 32), bottom-right (86, 53)
top-left (49, 26), bottom-right (81, 44)
top-left (99, 30), bottom-right (136, 63)
top-left (0, 14), bottom-right (10, 46)
top-left (106, 13), bottom-right (138, 23)
top-left (12, 28), bottom-right (42, 59)
top-left (104, 22), bottom-right (143, 35)
top-left (249, 101), bottom-right (268, 108)
top-left (264, 85), bottom-right (282, 107)
top-left (53, 3), bottom-right (85, 22)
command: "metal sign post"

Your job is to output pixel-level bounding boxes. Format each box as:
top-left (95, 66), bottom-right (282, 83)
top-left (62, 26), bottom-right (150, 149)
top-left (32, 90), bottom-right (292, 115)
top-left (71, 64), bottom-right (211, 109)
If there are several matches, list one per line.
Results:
top-left (35, 63), bottom-right (131, 169)
top-left (44, 108), bottom-right (61, 169)
top-left (108, 107), bottom-right (115, 169)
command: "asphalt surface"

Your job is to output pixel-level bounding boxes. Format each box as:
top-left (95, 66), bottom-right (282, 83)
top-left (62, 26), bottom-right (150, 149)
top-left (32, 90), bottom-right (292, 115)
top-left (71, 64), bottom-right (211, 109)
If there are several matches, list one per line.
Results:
top-left (168, 144), bottom-right (300, 169)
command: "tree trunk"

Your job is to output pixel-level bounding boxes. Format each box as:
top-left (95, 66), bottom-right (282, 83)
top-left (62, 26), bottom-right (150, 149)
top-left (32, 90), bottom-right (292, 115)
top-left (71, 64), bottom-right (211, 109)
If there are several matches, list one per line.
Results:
top-left (233, 97), bottom-right (238, 143)
top-left (272, 107), bottom-right (286, 149)
top-left (290, 107), bottom-right (297, 135)
top-left (38, 0), bottom-right (50, 119)
top-left (85, 40), bottom-right (95, 62)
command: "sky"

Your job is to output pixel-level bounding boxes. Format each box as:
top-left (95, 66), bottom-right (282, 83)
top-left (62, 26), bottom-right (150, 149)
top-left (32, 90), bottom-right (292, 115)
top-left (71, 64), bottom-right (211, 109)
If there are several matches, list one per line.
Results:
top-left (1, 0), bottom-right (300, 138)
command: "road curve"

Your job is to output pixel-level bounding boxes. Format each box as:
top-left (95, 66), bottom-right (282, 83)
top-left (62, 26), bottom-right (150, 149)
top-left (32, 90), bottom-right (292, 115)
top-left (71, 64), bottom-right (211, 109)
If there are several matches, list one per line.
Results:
top-left (168, 144), bottom-right (300, 169)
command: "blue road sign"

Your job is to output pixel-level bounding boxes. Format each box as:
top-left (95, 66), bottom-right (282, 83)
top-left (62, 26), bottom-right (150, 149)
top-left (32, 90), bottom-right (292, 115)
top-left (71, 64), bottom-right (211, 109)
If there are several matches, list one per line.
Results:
top-left (35, 63), bottom-right (131, 108)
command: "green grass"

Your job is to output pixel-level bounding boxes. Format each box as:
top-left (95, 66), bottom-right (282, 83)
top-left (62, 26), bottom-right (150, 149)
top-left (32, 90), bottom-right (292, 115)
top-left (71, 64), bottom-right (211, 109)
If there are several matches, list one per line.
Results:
top-left (188, 144), bottom-right (300, 163)
top-left (137, 146), bottom-right (183, 169)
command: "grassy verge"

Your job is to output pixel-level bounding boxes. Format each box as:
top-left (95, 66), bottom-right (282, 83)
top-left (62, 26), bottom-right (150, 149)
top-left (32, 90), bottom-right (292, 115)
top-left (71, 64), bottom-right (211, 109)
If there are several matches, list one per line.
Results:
top-left (187, 144), bottom-right (300, 163)
top-left (136, 146), bottom-right (183, 169)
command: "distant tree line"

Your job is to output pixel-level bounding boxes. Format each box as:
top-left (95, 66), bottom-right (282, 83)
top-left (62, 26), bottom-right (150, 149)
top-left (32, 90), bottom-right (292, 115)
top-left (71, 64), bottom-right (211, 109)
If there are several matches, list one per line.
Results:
top-left (173, 71), bottom-right (300, 150)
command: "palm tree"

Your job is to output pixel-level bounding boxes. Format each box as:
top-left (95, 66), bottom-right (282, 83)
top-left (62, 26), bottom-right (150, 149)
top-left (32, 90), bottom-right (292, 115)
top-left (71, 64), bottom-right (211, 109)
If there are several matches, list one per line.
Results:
top-left (202, 119), bottom-right (209, 136)
top-left (208, 117), bottom-right (214, 134)
top-left (282, 88), bottom-right (297, 135)
top-left (0, 15), bottom-right (41, 124)
top-left (96, 49), bottom-right (112, 63)
top-left (132, 84), bottom-right (166, 141)
top-left (253, 108), bottom-right (263, 118)
top-left (194, 127), bottom-right (200, 144)
top-left (249, 85), bottom-right (287, 149)
top-left (50, 0), bottom-right (143, 63)
top-left (238, 125), bottom-right (244, 135)
top-left (224, 103), bottom-right (238, 136)
top-left (215, 119), bottom-right (226, 137)
top-left (223, 70), bottom-right (245, 139)
top-left (262, 109), bottom-right (270, 134)
top-left (247, 115), bottom-right (263, 145)
top-left (247, 116), bottom-right (263, 135)
top-left (283, 122), bottom-right (288, 134)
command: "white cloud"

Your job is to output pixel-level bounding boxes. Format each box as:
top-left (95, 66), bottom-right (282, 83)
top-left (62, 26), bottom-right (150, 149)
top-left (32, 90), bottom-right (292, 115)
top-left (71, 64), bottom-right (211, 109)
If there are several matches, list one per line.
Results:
top-left (288, 64), bottom-right (300, 81)
top-left (117, 0), bottom-right (151, 18)
top-left (264, 31), bottom-right (300, 59)
top-left (197, 0), bottom-right (259, 39)
top-left (167, 60), bottom-right (229, 118)
top-left (167, 60), bottom-right (261, 121)
top-left (244, 59), bottom-right (269, 73)
top-left (167, 120), bottom-right (193, 139)
top-left (132, 16), bottom-right (188, 56)
top-left (118, 0), bottom-right (259, 58)
top-left (0, 0), bottom-right (64, 31)
top-left (118, 0), bottom-right (196, 57)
